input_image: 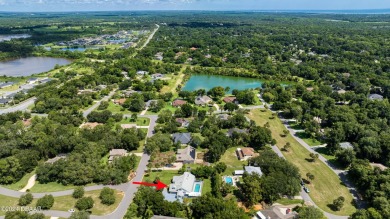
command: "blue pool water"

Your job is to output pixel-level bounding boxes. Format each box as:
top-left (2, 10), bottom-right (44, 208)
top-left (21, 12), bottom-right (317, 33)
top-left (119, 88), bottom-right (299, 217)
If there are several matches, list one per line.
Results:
top-left (225, 177), bottom-right (233, 185)
top-left (194, 183), bottom-right (201, 192)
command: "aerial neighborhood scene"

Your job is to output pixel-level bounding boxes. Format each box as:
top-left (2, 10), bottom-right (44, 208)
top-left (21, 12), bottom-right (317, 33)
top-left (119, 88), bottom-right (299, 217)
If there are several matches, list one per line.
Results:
top-left (0, 0), bottom-right (390, 219)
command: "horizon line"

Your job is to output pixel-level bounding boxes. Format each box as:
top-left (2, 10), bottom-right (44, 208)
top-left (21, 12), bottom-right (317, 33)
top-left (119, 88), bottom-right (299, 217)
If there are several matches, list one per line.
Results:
top-left (0, 8), bottom-right (389, 14)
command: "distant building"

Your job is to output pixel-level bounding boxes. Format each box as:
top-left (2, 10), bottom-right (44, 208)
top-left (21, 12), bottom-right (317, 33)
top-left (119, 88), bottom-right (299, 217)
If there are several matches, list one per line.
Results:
top-left (306, 87), bottom-right (314, 92)
top-left (227, 128), bottom-right (248, 137)
top-left (244, 166), bottom-right (263, 177)
top-left (172, 133), bottom-right (192, 145)
top-left (339, 142), bottom-right (353, 150)
top-left (175, 118), bottom-right (189, 127)
top-left (337, 89), bottom-right (346, 94)
top-left (0, 98), bottom-right (11, 105)
top-left (342, 73), bottom-right (351, 78)
top-left (217, 113), bottom-right (230, 121)
top-left (368, 94), bottom-right (384, 101)
top-left (236, 147), bottom-right (257, 161)
top-left (26, 78), bottom-right (39, 84)
top-left (39, 78), bottom-right (53, 84)
top-left (108, 149), bottom-right (127, 163)
top-left (172, 99), bottom-right (187, 107)
top-left (0, 82), bottom-right (15, 89)
top-left (136, 71), bottom-right (148, 76)
top-left (151, 73), bottom-right (164, 79)
top-left (80, 122), bottom-right (102, 129)
top-left (195, 95), bottom-right (212, 106)
top-left (223, 96), bottom-right (238, 104)
top-left (176, 146), bottom-right (196, 164)
top-left (114, 98), bottom-right (127, 105)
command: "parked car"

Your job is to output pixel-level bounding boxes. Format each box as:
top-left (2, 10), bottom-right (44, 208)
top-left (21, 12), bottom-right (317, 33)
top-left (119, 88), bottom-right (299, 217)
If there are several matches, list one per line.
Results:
top-left (165, 164), bottom-right (173, 167)
top-left (300, 179), bottom-right (305, 186)
top-left (303, 186), bottom-right (310, 193)
top-left (68, 209), bottom-right (75, 213)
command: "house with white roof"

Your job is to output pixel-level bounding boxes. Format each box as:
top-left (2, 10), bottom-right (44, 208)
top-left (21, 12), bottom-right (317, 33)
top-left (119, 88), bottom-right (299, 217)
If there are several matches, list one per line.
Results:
top-left (168, 172), bottom-right (202, 201)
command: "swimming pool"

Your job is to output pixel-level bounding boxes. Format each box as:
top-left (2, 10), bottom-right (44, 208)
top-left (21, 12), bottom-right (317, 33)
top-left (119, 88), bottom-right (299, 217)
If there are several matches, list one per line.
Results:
top-left (225, 177), bottom-right (233, 185)
top-left (194, 183), bottom-right (201, 192)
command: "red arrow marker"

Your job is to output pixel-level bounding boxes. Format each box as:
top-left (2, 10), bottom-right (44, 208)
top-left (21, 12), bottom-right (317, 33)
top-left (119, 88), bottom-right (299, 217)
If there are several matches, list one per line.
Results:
top-left (133, 180), bottom-right (168, 190)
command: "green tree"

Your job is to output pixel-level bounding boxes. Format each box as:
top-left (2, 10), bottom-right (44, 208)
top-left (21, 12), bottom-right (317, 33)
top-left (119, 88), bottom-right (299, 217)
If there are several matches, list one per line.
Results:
top-left (36, 194), bottom-right (54, 210)
top-left (297, 206), bottom-right (324, 219)
top-left (72, 187), bottom-right (85, 199)
top-left (332, 196), bottom-right (345, 211)
top-left (239, 173), bottom-right (262, 207)
top-left (131, 113), bottom-right (137, 122)
top-left (19, 193), bottom-right (33, 206)
top-left (75, 197), bottom-right (94, 211)
top-left (99, 187), bottom-right (116, 206)
top-left (224, 102), bottom-right (239, 114)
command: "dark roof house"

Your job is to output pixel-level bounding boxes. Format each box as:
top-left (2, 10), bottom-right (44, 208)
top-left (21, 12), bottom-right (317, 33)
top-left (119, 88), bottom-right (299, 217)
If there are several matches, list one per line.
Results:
top-left (173, 133), bottom-right (192, 145)
top-left (176, 146), bottom-right (196, 164)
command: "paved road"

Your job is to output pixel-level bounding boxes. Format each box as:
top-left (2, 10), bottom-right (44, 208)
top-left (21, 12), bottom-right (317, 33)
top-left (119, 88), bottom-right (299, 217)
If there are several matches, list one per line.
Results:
top-left (283, 119), bottom-right (364, 209)
top-left (83, 90), bottom-right (116, 118)
top-left (138, 24), bottom-right (160, 51)
top-left (269, 143), bottom-right (348, 219)
top-left (0, 97), bottom-right (36, 115)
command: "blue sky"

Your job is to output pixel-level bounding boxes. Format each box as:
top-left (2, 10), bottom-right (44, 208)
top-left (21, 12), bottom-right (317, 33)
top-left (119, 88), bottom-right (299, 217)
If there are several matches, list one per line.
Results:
top-left (0, 0), bottom-right (389, 12)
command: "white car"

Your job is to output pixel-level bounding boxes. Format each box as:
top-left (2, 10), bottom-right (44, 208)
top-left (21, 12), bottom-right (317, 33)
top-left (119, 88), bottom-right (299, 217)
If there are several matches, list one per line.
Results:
top-left (68, 209), bottom-right (75, 213)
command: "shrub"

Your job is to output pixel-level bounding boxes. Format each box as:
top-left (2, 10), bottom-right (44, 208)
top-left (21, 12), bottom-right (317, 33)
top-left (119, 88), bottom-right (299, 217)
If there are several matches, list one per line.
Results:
top-left (75, 197), bottom-right (94, 211)
top-left (99, 187), bottom-right (116, 205)
top-left (36, 194), bottom-right (54, 210)
top-left (72, 187), bottom-right (85, 199)
top-left (19, 193), bottom-right (33, 206)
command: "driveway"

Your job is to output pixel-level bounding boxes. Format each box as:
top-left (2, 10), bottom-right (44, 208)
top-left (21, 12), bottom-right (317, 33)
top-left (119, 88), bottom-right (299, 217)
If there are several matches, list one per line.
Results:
top-left (83, 90), bottom-right (116, 118)
top-left (0, 97), bottom-right (36, 115)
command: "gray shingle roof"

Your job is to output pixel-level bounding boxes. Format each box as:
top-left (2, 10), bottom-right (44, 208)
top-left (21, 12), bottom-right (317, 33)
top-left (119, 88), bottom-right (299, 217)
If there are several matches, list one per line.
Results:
top-left (244, 166), bottom-right (263, 176)
top-left (176, 146), bottom-right (196, 162)
top-left (173, 133), bottom-right (192, 144)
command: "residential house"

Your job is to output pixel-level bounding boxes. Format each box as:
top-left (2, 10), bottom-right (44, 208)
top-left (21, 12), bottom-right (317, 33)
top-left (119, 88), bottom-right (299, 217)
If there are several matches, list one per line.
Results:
top-left (176, 118), bottom-right (190, 128)
top-left (342, 73), bottom-right (351, 78)
top-left (46, 154), bottom-right (67, 164)
top-left (227, 128), bottom-right (248, 137)
top-left (0, 98), bottom-right (11, 105)
top-left (80, 122), bottom-right (102, 129)
top-left (306, 87), bottom-right (314, 92)
top-left (0, 82), bottom-right (15, 89)
top-left (136, 70), bottom-right (148, 76)
top-left (108, 149), bottom-right (127, 163)
top-left (217, 113), bottom-right (230, 121)
top-left (145, 100), bottom-right (158, 108)
top-left (26, 78), bottom-right (39, 84)
top-left (195, 95), bottom-right (212, 106)
top-left (176, 146), bottom-right (196, 164)
top-left (173, 133), bottom-right (192, 145)
top-left (172, 99), bottom-right (187, 107)
top-left (122, 90), bottom-right (138, 97)
top-left (114, 98), bottom-right (127, 105)
top-left (340, 142), bottom-right (353, 150)
top-left (256, 206), bottom-right (298, 219)
top-left (236, 147), bottom-right (257, 161)
top-left (151, 73), bottom-right (164, 79)
top-left (368, 94), bottom-right (384, 101)
top-left (223, 96), bottom-right (238, 104)
top-left (244, 166), bottom-right (263, 177)
top-left (155, 52), bottom-right (164, 61)
top-left (39, 78), bottom-right (53, 84)
top-left (337, 89), bottom-right (346, 94)
top-left (6, 93), bottom-right (18, 99)
top-left (168, 172), bottom-right (202, 199)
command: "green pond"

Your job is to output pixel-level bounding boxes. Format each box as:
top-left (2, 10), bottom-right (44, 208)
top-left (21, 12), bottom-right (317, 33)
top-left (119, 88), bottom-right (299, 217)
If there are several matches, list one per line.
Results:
top-left (182, 74), bottom-right (263, 94)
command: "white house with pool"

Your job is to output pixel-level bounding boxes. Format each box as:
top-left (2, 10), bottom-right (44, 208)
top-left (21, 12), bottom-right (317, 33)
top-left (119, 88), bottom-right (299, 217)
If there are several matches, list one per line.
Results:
top-left (167, 172), bottom-right (203, 201)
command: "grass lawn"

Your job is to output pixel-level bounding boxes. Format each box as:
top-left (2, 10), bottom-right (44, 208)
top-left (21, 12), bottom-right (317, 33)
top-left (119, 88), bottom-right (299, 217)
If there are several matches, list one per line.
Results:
top-left (220, 147), bottom-right (247, 175)
top-left (0, 195), bottom-right (20, 216)
top-left (202, 179), bottom-right (211, 195)
top-left (143, 170), bottom-right (178, 185)
top-left (247, 109), bottom-right (356, 216)
top-left (2, 170), bottom-right (35, 191)
top-left (295, 132), bottom-right (324, 146)
top-left (51, 189), bottom-right (123, 215)
top-left (275, 198), bottom-right (303, 205)
top-left (118, 117), bottom-right (150, 126)
top-left (29, 182), bottom-right (93, 193)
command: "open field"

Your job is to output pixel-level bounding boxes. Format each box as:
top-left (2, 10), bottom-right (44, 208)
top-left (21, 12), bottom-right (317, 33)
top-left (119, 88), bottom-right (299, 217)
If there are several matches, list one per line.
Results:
top-left (29, 182), bottom-right (93, 193)
top-left (247, 109), bottom-right (356, 215)
top-left (295, 132), bottom-right (324, 146)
